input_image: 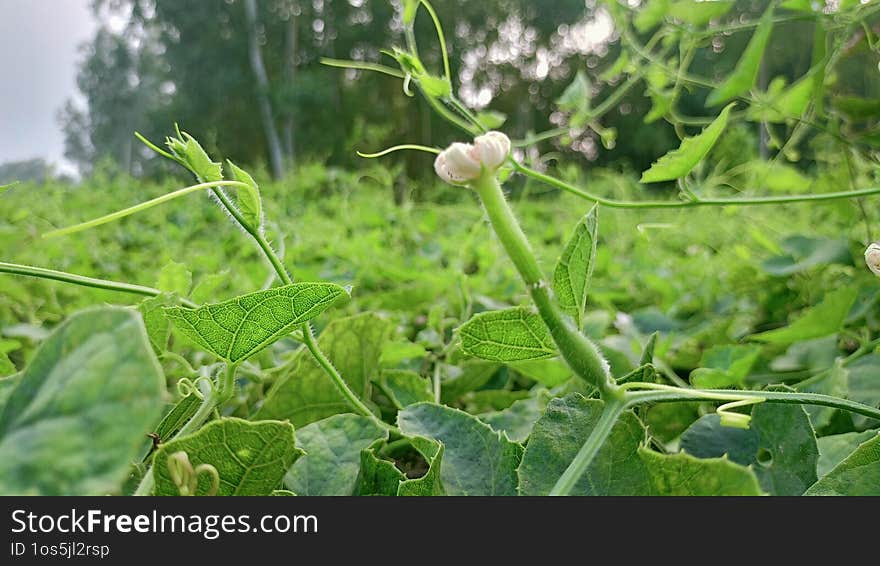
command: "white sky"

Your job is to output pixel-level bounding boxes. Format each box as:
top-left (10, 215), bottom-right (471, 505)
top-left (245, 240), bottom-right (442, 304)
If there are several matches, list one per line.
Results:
top-left (0, 0), bottom-right (97, 176)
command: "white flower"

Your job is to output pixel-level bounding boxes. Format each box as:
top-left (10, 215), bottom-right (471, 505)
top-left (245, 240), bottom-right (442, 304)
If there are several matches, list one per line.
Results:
top-left (865, 242), bottom-right (880, 277)
top-left (434, 131), bottom-right (511, 185)
top-left (434, 142), bottom-right (481, 184)
top-left (472, 131), bottom-right (511, 171)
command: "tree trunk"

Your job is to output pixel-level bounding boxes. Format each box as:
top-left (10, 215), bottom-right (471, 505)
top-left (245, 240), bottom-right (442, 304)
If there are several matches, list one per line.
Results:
top-left (244, 0), bottom-right (285, 180)
top-left (282, 13), bottom-right (297, 170)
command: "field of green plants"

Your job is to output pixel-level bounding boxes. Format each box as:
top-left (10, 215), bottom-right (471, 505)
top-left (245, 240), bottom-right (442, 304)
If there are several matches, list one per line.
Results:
top-left (1, 0), bottom-right (880, 496)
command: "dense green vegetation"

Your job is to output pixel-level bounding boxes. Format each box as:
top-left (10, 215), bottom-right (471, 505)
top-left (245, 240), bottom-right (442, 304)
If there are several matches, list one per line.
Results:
top-left (2, 0), bottom-right (880, 496)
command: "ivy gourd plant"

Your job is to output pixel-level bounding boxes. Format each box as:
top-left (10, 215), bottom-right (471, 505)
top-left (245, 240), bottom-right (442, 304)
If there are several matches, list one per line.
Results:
top-left (1, 0), bottom-right (880, 496)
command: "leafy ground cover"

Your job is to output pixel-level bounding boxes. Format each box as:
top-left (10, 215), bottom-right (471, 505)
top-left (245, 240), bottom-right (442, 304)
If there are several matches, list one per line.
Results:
top-left (2, 0), bottom-right (880, 495)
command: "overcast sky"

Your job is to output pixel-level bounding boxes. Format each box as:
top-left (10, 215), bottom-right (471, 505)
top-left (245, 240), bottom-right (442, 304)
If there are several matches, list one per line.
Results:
top-left (0, 0), bottom-right (97, 175)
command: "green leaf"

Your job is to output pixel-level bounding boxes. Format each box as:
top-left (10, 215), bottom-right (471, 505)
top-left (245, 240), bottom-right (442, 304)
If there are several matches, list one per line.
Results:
top-left (380, 339), bottom-right (427, 368)
top-left (164, 282), bottom-right (349, 363)
top-left (402, 0), bottom-right (419, 24)
top-left (458, 307), bottom-right (557, 362)
top-left (668, 1), bottom-right (735, 26)
top-left (706, 7), bottom-right (774, 106)
top-left (817, 430), bottom-right (878, 477)
top-left (780, 0), bottom-right (815, 13)
top-left (475, 110), bottom-right (507, 130)
top-left (226, 160), bottom-right (263, 232)
top-left (398, 403), bottom-right (523, 495)
top-left (356, 443), bottom-right (406, 496)
top-left (397, 437), bottom-right (445, 496)
top-left (832, 95), bottom-right (880, 120)
top-left (153, 418), bottom-right (303, 496)
top-left (509, 358), bottom-right (572, 387)
top-left (191, 272), bottom-right (228, 304)
top-left (168, 132), bottom-right (223, 182)
top-left (805, 434), bottom-right (880, 495)
top-left (419, 74), bottom-right (451, 98)
top-left (639, 448), bottom-right (764, 495)
top-left (599, 52), bottom-right (631, 82)
top-left (156, 260), bottom-right (192, 296)
top-left (0, 353), bottom-right (14, 377)
top-left (480, 391), bottom-right (551, 443)
top-left (750, 286), bottom-right (858, 344)
top-left (557, 69), bottom-right (591, 113)
top-left (0, 308), bottom-right (164, 495)
top-left (762, 235), bottom-right (851, 276)
top-left (256, 313), bottom-right (390, 427)
top-left (680, 404), bottom-right (819, 495)
top-left (517, 394), bottom-right (653, 495)
top-left (553, 206), bottom-right (598, 328)
top-left (747, 72), bottom-right (815, 123)
top-left (644, 89), bottom-right (673, 124)
top-left (799, 359), bottom-right (848, 430)
top-left (0, 374), bottom-right (21, 413)
top-left (284, 414), bottom-right (388, 496)
top-left (138, 294), bottom-right (176, 353)
top-left (680, 414), bottom-right (759, 466)
top-left (640, 103), bottom-right (734, 183)
top-left (845, 354), bottom-right (880, 428)
top-left (377, 369), bottom-right (433, 409)
top-left (689, 344), bottom-right (761, 388)
top-left (635, 0), bottom-right (669, 33)
top-left (439, 361), bottom-right (500, 403)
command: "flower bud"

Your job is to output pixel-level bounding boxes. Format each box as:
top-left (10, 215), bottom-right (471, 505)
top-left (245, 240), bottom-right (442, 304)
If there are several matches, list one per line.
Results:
top-left (865, 242), bottom-right (880, 277)
top-left (434, 142), bottom-right (482, 184)
top-left (434, 131), bottom-right (511, 185)
top-left (472, 131), bottom-right (511, 171)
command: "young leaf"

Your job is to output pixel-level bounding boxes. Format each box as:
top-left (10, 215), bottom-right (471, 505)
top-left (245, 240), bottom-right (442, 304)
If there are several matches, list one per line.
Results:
top-left (152, 418), bottom-right (303, 496)
top-left (377, 369), bottom-right (433, 409)
top-left (816, 430), bottom-right (878, 478)
top-left (475, 110), bottom-right (507, 129)
top-left (805, 434), bottom-right (880, 496)
top-left (169, 132), bottom-right (223, 182)
top-left (284, 414), bottom-right (388, 496)
top-left (553, 206), bottom-right (598, 328)
top-left (517, 394), bottom-right (653, 495)
top-left (750, 286), bottom-right (858, 344)
top-left (138, 294), bottom-right (176, 354)
top-left (398, 403), bottom-right (523, 496)
top-left (164, 282), bottom-right (349, 363)
top-left (640, 103), bottom-right (734, 183)
top-left (156, 260), bottom-right (192, 296)
top-left (689, 344), bottom-right (761, 388)
top-left (640, 448), bottom-right (763, 495)
top-left (668, 0), bottom-right (735, 26)
top-left (0, 308), bottom-right (164, 495)
top-left (480, 392), bottom-right (551, 443)
top-left (226, 160), bottom-right (263, 232)
top-left (458, 307), bottom-right (557, 362)
top-left (747, 72), bottom-right (815, 123)
top-left (634, 0), bottom-right (669, 33)
top-left (556, 70), bottom-right (591, 128)
top-left (706, 7), bottom-right (774, 106)
top-left (255, 313), bottom-right (390, 427)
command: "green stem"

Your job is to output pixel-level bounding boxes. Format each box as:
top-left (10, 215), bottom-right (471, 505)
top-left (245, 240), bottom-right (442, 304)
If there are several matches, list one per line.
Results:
top-left (207, 183), bottom-right (385, 428)
top-left (514, 162), bottom-right (880, 209)
top-left (0, 261), bottom-right (197, 308)
top-left (549, 400), bottom-right (625, 496)
top-left (42, 180), bottom-right (251, 239)
top-left (419, 0), bottom-right (452, 84)
top-left (622, 385), bottom-right (880, 421)
top-left (471, 174), bottom-right (617, 396)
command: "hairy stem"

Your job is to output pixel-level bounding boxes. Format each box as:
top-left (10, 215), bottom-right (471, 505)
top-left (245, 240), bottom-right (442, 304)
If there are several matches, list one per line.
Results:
top-left (471, 174), bottom-right (617, 396)
top-left (0, 261), bottom-right (197, 308)
top-left (549, 400), bottom-right (625, 496)
top-left (207, 186), bottom-right (384, 427)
